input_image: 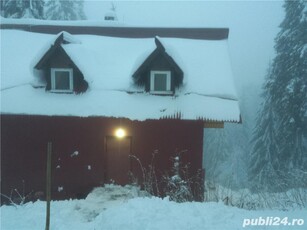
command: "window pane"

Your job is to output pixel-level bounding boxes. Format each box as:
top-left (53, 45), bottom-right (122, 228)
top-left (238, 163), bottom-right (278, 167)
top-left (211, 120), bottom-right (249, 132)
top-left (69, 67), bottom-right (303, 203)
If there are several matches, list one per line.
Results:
top-left (55, 71), bottom-right (70, 90)
top-left (154, 73), bottom-right (167, 91)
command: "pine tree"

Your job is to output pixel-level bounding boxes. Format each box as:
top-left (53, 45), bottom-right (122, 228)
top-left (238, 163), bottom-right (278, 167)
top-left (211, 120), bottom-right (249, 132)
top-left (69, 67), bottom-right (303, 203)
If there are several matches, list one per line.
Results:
top-left (249, 0), bottom-right (307, 192)
top-left (204, 123), bottom-right (249, 189)
top-left (1, 0), bottom-right (44, 19)
top-left (1, 1), bottom-right (5, 16)
top-left (203, 128), bottom-right (230, 184)
top-left (45, 0), bottom-right (86, 20)
top-left (249, 67), bottom-right (283, 192)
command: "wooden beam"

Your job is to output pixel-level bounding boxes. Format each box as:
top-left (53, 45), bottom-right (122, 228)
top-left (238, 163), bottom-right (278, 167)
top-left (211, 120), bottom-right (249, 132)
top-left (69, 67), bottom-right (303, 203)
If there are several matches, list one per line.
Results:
top-left (204, 122), bottom-right (224, 128)
top-left (45, 142), bottom-right (52, 230)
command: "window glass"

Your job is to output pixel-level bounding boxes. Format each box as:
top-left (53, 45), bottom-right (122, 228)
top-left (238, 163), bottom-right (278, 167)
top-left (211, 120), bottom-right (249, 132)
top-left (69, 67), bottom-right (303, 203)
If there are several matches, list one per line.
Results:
top-left (154, 73), bottom-right (167, 91)
top-left (150, 70), bottom-right (171, 94)
top-left (55, 71), bottom-right (70, 90)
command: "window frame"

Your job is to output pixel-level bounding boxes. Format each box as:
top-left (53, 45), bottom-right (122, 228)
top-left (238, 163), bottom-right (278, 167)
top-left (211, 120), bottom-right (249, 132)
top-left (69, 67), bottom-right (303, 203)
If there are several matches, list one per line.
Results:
top-left (150, 70), bottom-right (172, 95)
top-left (50, 68), bottom-right (73, 93)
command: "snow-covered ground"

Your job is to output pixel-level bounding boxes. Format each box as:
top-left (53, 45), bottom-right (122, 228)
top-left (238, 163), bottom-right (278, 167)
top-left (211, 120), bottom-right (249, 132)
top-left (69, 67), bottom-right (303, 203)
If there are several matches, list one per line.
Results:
top-left (1, 185), bottom-right (306, 230)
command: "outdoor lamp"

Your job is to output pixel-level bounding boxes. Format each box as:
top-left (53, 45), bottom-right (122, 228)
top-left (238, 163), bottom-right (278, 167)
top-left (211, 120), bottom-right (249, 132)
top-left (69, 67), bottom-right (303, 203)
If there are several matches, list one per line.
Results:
top-left (115, 128), bottom-right (126, 138)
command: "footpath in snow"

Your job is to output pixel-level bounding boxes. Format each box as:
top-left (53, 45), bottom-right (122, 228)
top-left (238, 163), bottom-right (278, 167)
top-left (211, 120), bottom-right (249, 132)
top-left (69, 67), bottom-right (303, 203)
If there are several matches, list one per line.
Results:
top-left (1, 185), bottom-right (306, 230)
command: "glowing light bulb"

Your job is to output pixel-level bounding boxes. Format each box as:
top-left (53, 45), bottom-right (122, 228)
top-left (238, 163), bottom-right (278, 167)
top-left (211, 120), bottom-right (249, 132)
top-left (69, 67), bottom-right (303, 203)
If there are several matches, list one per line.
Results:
top-left (115, 128), bottom-right (126, 138)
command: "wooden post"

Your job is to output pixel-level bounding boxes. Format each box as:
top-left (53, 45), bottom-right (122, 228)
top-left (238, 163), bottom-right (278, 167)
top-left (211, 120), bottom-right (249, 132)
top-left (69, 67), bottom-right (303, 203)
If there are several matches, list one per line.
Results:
top-left (45, 142), bottom-right (52, 230)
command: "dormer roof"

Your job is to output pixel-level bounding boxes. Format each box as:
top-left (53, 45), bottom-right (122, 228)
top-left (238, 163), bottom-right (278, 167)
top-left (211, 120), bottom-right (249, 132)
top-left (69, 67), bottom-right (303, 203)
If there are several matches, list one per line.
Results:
top-left (35, 31), bottom-right (81, 70)
top-left (132, 36), bottom-right (183, 87)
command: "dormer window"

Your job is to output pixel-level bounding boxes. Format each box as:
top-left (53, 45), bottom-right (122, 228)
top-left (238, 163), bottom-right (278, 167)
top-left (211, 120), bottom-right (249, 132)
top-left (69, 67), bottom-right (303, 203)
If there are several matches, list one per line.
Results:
top-left (51, 68), bottom-right (73, 93)
top-left (132, 37), bottom-right (183, 95)
top-left (150, 71), bottom-right (172, 95)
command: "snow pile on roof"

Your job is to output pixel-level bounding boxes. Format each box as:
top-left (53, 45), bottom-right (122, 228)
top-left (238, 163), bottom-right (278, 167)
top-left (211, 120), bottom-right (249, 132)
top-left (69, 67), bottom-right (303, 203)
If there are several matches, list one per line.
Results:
top-left (1, 30), bottom-right (240, 122)
top-left (1, 85), bottom-right (240, 121)
top-left (0, 31), bottom-right (50, 90)
top-left (61, 35), bottom-right (156, 90)
top-left (0, 17), bottom-right (125, 27)
top-left (62, 31), bottom-right (82, 44)
top-left (159, 37), bottom-right (237, 100)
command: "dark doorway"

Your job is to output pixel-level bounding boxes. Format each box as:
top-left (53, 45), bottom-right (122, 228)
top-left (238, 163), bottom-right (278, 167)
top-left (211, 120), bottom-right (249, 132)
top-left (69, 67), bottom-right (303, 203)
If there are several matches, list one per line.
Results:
top-left (105, 136), bottom-right (132, 185)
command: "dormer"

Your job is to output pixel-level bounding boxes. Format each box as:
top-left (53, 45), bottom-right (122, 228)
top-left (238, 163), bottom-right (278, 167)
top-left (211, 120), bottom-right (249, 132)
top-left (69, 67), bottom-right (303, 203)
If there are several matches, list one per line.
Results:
top-left (34, 32), bottom-right (88, 94)
top-left (132, 37), bottom-right (183, 95)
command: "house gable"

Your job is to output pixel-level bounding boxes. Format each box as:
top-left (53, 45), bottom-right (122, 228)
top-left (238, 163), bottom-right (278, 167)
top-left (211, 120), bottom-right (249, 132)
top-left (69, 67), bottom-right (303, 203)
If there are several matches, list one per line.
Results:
top-left (132, 37), bottom-right (183, 95)
top-left (35, 32), bottom-right (88, 94)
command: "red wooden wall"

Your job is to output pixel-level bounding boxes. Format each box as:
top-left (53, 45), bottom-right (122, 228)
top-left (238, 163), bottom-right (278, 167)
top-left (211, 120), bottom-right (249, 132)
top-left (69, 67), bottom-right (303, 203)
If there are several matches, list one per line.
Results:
top-left (1, 115), bottom-right (204, 203)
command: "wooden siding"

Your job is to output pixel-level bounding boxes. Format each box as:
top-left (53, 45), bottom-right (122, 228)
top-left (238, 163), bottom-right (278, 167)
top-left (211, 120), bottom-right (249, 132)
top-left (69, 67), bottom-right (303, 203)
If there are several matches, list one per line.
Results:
top-left (1, 115), bottom-right (205, 203)
top-left (204, 122), bottom-right (224, 128)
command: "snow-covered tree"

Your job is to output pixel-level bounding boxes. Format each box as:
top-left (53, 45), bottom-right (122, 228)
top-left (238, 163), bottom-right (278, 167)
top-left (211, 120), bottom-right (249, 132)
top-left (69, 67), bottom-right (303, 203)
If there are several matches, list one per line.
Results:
top-left (249, 0), bottom-right (307, 192)
top-left (204, 123), bottom-right (249, 190)
top-left (203, 128), bottom-right (231, 184)
top-left (163, 155), bottom-right (193, 202)
top-left (1, 0), bottom-right (44, 19)
top-left (0, 1), bottom-right (5, 16)
top-left (248, 67), bottom-right (283, 191)
top-left (45, 0), bottom-right (86, 20)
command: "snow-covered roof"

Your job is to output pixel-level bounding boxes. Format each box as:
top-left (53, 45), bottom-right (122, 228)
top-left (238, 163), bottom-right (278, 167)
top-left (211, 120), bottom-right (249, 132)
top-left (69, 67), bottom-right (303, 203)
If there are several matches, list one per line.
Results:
top-left (0, 29), bottom-right (240, 122)
top-left (0, 17), bottom-right (125, 27)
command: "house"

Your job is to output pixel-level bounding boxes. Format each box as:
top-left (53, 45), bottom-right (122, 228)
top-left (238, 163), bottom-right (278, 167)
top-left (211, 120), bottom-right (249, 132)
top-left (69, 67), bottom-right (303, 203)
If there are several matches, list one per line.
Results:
top-left (0, 21), bottom-right (240, 203)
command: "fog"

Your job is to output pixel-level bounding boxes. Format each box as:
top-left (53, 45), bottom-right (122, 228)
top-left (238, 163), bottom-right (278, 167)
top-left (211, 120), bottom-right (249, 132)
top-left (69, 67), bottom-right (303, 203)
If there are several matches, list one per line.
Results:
top-left (84, 0), bottom-right (284, 94)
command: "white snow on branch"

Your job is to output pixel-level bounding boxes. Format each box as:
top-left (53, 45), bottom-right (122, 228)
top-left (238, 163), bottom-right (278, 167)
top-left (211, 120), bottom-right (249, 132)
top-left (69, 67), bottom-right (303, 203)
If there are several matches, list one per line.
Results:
top-left (71, 151), bottom-right (79, 157)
